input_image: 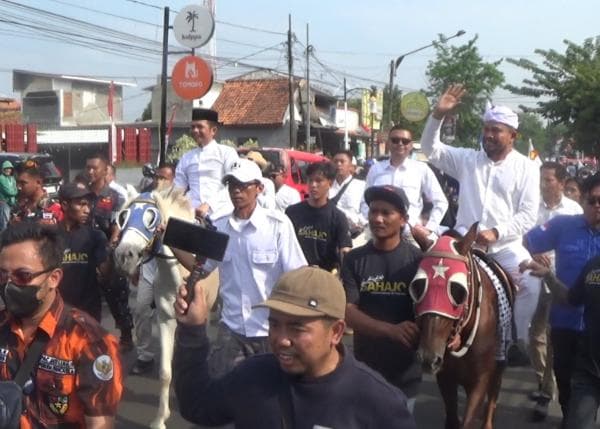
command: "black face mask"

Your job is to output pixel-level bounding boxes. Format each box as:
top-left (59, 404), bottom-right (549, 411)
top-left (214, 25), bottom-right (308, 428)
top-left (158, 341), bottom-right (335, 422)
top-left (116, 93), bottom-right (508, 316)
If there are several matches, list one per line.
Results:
top-left (0, 281), bottom-right (43, 318)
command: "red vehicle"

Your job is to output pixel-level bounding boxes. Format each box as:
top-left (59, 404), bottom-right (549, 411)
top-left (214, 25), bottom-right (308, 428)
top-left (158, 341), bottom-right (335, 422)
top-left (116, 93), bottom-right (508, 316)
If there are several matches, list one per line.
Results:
top-left (238, 147), bottom-right (328, 199)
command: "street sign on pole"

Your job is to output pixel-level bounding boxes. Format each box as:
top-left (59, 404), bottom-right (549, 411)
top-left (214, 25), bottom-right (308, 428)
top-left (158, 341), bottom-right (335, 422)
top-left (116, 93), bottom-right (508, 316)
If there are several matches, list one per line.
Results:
top-left (171, 55), bottom-right (213, 100)
top-left (400, 92), bottom-right (430, 122)
top-left (173, 4), bottom-right (215, 49)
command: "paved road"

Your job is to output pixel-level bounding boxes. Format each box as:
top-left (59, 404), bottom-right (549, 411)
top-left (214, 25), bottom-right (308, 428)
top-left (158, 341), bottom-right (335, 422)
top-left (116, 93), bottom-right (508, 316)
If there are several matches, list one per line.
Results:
top-left (104, 291), bottom-right (571, 429)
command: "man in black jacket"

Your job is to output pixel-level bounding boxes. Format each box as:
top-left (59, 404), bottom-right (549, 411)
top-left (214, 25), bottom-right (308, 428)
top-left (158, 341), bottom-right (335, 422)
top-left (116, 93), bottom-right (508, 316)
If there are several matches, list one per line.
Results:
top-left (173, 266), bottom-right (416, 429)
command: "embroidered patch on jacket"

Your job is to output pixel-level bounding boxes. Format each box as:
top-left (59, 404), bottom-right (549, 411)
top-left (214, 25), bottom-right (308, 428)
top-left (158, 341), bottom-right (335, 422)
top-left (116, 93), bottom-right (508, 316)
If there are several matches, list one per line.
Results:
top-left (93, 355), bottom-right (114, 381)
top-left (38, 355), bottom-right (76, 375)
top-left (48, 395), bottom-right (69, 415)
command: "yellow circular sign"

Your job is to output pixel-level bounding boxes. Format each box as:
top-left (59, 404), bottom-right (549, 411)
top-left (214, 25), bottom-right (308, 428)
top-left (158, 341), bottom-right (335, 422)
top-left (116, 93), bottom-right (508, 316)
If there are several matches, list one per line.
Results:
top-left (400, 92), bottom-right (430, 122)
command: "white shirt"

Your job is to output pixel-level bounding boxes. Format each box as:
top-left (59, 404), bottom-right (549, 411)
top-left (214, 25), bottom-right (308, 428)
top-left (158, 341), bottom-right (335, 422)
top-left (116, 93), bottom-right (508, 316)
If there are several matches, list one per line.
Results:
top-left (537, 194), bottom-right (582, 224)
top-left (537, 194), bottom-right (583, 271)
top-left (258, 177), bottom-right (277, 210)
top-left (421, 116), bottom-right (540, 253)
top-left (204, 205), bottom-right (307, 337)
top-left (109, 181), bottom-right (128, 209)
top-left (329, 175), bottom-right (366, 227)
top-left (174, 140), bottom-right (239, 217)
top-left (361, 157), bottom-right (448, 232)
top-left (274, 184), bottom-right (301, 212)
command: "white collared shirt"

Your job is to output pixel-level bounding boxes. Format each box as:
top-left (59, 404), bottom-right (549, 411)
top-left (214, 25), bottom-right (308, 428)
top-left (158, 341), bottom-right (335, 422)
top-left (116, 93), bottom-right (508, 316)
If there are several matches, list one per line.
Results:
top-left (421, 116), bottom-right (540, 253)
top-left (274, 184), bottom-right (301, 212)
top-left (360, 157), bottom-right (448, 231)
top-left (174, 140), bottom-right (239, 216)
top-left (538, 194), bottom-right (583, 224)
top-left (204, 205), bottom-right (307, 337)
top-left (537, 194), bottom-right (583, 271)
top-left (258, 177), bottom-right (277, 210)
top-left (330, 175), bottom-right (366, 226)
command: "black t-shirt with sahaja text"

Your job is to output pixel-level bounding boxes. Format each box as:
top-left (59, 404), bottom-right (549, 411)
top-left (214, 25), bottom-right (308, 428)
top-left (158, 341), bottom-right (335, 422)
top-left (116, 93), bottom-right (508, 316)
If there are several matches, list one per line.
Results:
top-left (57, 223), bottom-right (108, 321)
top-left (341, 240), bottom-right (422, 397)
top-left (285, 200), bottom-right (352, 271)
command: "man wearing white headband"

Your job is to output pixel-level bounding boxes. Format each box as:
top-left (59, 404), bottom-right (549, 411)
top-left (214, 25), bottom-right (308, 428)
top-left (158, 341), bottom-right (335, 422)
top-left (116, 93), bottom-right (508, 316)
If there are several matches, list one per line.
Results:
top-left (421, 84), bottom-right (541, 365)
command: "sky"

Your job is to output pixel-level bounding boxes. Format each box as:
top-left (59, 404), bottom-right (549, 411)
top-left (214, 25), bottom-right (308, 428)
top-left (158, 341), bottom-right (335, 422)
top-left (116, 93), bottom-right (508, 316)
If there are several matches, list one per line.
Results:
top-left (1, 0), bottom-right (598, 122)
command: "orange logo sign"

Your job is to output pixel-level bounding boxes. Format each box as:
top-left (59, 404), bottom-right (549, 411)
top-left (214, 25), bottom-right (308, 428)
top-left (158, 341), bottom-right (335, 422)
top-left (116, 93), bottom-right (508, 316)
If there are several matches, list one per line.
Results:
top-left (171, 55), bottom-right (213, 100)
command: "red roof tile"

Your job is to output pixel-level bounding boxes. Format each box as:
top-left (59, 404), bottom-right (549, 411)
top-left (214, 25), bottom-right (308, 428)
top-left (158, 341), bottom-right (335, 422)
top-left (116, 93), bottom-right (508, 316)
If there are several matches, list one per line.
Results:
top-left (212, 79), bottom-right (292, 126)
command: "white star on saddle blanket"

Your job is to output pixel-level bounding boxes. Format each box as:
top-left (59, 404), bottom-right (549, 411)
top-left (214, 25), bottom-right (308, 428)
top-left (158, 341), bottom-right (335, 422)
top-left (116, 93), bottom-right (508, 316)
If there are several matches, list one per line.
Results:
top-left (432, 259), bottom-right (450, 279)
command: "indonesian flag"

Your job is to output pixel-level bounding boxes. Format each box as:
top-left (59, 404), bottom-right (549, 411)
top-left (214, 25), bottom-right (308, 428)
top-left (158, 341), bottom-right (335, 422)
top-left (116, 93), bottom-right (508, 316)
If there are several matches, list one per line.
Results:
top-left (529, 139), bottom-right (542, 166)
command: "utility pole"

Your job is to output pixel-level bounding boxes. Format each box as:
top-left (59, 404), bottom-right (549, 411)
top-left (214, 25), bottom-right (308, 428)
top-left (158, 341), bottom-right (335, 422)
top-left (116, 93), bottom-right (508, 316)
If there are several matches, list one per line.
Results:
top-left (287, 15), bottom-right (296, 148)
top-left (305, 23), bottom-right (311, 152)
top-left (386, 59), bottom-right (395, 130)
top-left (159, 7), bottom-right (170, 164)
top-left (343, 77), bottom-right (349, 149)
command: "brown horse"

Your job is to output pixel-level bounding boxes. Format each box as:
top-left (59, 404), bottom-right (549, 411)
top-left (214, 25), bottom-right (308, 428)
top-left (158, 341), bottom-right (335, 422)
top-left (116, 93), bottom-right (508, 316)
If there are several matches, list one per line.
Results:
top-left (409, 224), bottom-right (514, 429)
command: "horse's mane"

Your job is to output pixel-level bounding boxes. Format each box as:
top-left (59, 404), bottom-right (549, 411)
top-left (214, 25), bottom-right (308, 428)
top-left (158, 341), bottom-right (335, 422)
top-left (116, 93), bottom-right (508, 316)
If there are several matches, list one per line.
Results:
top-left (122, 185), bottom-right (194, 224)
top-left (151, 187), bottom-right (194, 223)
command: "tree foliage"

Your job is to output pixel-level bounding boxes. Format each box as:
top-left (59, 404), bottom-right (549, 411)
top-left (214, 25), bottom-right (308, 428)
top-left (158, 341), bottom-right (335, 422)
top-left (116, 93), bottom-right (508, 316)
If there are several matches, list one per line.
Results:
top-left (166, 134), bottom-right (196, 163)
top-left (505, 37), bottom-right (600, 155)
top-left (426, 35), bottom-right (505, 147)
top-left (515, 112), bottom-right (547, 155)
top-left (140, 101), bottom-right (152, 121)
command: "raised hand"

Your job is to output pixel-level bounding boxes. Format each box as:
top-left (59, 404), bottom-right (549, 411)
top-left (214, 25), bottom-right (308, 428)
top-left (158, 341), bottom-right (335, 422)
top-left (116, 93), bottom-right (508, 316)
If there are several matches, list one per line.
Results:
top-left (433, 84), bottom-right (467, 119)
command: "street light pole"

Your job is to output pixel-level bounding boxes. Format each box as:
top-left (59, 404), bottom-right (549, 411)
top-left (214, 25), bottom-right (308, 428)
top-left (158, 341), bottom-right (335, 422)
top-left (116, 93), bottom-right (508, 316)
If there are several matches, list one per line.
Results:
top-left (386, 30), bottom-right (466, 129)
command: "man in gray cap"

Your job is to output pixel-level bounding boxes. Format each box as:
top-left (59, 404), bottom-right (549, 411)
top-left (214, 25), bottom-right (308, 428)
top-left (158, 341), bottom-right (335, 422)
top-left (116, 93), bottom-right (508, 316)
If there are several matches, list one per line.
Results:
top-left (342, 185), bottom-right (423, 412)
top-left (57, 182), bottom-right (109, 320)
top-left (173, 266), bottom-right (416, 429)
top-left (420, 84), bottom-right (541, 363)
top-left (174, 108), bottom-right (239, 219)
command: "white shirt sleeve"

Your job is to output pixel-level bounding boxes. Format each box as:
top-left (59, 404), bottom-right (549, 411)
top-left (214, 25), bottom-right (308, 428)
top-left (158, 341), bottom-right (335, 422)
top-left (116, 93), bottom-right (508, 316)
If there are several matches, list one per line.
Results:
top-left (205, 146), bottom-right (240, 216)
top-left (174, 153), bottom-right (190, 192)
top-left (494, 165), bottom-right (540, 240)
top-left (421, 115), bottom-right (470, 179)
top-left (360, 165), bottom-right (378, 218)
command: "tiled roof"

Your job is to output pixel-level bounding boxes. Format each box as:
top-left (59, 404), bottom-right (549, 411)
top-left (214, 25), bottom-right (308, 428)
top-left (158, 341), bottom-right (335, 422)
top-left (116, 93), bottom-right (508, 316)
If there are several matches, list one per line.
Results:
top-left (212, 78), bottom-right (292, 126)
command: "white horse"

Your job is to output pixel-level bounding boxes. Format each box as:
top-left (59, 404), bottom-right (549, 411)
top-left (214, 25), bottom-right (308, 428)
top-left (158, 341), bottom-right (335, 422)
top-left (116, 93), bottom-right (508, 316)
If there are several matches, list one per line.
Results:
top-left (114, 186), bottom-right (219, 429)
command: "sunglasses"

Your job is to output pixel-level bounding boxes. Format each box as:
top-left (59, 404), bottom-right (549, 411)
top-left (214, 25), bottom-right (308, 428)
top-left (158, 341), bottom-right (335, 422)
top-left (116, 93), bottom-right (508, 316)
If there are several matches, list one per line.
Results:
top-left (586, 196), bottom-right (600, 206)
top-left (389, 137), bottom-right (412, 145)
top-left (0, 267), bottom-right (56, 286)
top-left (226, 180), bottom-right (259, 190)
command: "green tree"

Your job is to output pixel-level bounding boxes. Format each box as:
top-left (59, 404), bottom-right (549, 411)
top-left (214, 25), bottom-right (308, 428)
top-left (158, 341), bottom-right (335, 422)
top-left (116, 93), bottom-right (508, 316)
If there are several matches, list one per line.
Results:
top-left (505, 37), bottom-right (600, 156)
top-left (426, 35), bottom-right (505, 147)
top-left (514, 112), bottom-right (547, 156)
top-left (167, 134), bottom-right (196, 163)
top-left (140, 101), bottom-right (152, 121)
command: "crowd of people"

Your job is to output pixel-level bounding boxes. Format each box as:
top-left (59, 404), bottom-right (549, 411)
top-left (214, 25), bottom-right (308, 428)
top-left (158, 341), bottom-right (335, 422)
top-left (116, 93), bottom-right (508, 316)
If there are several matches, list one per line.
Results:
top-left (0, 85), bottom-right (598, 428)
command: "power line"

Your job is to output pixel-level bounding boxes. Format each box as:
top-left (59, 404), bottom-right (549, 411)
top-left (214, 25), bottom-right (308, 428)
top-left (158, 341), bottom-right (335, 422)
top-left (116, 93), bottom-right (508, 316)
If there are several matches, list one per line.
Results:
top-left (123, 0), bottom-right (162, 10)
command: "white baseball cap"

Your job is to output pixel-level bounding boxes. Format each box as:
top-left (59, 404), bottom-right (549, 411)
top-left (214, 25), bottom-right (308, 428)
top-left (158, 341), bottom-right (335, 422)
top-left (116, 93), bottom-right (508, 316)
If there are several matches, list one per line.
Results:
top-left (222, 159), bottom-right (263, 184)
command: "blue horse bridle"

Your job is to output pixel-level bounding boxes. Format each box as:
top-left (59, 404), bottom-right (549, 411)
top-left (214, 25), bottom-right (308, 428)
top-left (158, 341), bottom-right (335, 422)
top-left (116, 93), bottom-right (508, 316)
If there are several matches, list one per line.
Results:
top-left (117, 193), bottom-right (173, 263)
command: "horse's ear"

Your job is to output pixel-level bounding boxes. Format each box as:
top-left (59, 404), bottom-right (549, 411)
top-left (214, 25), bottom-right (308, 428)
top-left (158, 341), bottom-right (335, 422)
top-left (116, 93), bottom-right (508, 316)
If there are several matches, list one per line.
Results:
top-left (126, 184), bottom-right (139, 200)
top-left (454, 222), bottom-right (478, 255)
top-left (411, 225), bottom-right (434, 251)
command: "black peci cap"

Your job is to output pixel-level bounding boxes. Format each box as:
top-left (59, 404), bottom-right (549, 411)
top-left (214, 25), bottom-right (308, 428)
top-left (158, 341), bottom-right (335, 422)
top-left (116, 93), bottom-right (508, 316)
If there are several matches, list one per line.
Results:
top-left (192, 108), bottom-right (219, 123)
top-left (364, 185), bottom-right (409, 214)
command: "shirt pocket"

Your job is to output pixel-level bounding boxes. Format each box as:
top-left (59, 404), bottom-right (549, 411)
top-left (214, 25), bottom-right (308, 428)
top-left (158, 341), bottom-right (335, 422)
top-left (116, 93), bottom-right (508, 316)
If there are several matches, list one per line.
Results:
top-left (251, 249), bottom-right (278, 265)
top-left (36, 370), bottom-right (76, 423)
